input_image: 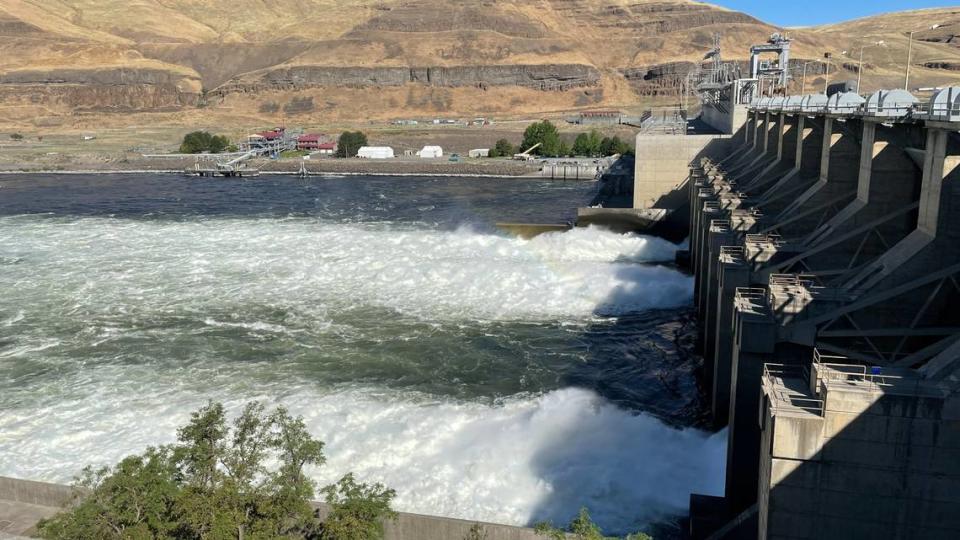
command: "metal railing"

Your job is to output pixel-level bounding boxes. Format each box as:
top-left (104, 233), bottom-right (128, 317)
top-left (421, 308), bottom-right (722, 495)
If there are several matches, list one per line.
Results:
top-left (745, 233), bottom-right (783, 246)
top-left (812, 349), bottom-right (912, 393)
top-left (762, 363), bottom-right (825, 415)
top-left (748, 94), bottom-right (960, 121)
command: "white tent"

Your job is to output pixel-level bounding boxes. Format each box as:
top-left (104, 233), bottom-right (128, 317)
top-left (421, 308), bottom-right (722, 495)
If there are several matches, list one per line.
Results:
top-left (416, 145), bottom-right (443, 158)
top-left (356, 146), bottom-right (394, 159)
top-left (468, 149), bottom-right (490, 158)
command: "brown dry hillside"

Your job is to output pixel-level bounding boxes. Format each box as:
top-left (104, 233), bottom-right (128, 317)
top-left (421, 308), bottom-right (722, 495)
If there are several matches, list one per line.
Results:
top-left (1, 0), bottom-right (960, 129)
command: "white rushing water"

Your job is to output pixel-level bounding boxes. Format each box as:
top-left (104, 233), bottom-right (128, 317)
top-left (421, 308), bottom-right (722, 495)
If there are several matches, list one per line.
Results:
top-left (0, 216), bottom-right (724, 532)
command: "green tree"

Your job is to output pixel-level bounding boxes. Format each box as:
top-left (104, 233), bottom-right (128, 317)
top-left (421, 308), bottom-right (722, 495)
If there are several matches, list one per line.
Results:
top-left (572, 133), bottom-right (591, 156)
top-left (521, 120), bottom-right (561, 157)
top-left (489, 138), bottom-right (516, 158)
top-left (336, 131), bottom-right (368, 158)
top-left (600, 137), bottom-right (615, 157)
top-left (599, 136), bottom-right (632, 157)
top-left (179, 131), bottom-right (231, 154)
top-left (9, 133), bottom-right (24, 141)
top-left (572, 130), bottom-right (603, 156)
top-left (558, 139), bottom-right (571, 158)
top-left (320, 473), bottom-right (397, 540)
top-left (36, 449), bottom-right (179, 540)
top-left (38, 401), bottom-right (394, 540)
top-left (534, 507), bottom-right (652, 540)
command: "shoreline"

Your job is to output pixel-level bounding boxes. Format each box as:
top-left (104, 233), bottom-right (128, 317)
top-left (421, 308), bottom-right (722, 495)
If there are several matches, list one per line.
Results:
top-left (0, 169), bottom-right (547, 179)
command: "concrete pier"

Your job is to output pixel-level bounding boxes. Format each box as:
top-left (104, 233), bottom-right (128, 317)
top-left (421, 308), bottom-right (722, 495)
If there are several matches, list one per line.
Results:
top-left (656, 87), bottom-right (960, 540)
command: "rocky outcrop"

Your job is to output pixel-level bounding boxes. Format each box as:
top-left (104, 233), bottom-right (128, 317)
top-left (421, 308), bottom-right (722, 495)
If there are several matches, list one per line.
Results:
top-left (212, 64), bottom-right (601, 96)
top-left (0, 67), bottom-right (196, 86)
top-left (622, 62), bottom-right (696, 96)
top-left (0, 67), bottom-right (201, 111)
top-left (924, 61), bottom-right (960, 71)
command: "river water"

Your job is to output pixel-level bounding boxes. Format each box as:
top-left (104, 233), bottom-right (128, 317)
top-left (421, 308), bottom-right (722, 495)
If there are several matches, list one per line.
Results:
top-left (0, 174), bottom-right (724, 534)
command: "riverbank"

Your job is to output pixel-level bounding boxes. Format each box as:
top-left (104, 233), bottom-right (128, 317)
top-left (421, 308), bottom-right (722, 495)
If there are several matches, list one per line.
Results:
top-left (0, 154), bottom-right (542, 177)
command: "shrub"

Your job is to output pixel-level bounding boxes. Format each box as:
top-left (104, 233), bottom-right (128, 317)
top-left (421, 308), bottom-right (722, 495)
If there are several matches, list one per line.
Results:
top-left (9, 133), bottom-right (23, 141)
top-left (489, 138), bottom-right (516, 158)
top-left (319, 473), bottom-right (397, 540)
top-left (179, 131), bottom-right (231, 154)
top-left (37, 401), bottom-right (395, 540)
top-left (534, 507), bottom-right (652, 540)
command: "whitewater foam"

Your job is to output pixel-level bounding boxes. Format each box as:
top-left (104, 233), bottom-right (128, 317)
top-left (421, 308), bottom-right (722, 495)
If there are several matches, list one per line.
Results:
top-left (0, 216), bottom-right (716, 532)
top-left (0, 217), bottom-right (690, 322)
top-left (0, 378), bottom-right (724, 533)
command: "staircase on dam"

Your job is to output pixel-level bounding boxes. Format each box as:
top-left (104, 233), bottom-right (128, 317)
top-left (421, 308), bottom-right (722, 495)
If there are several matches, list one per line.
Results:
top-left (669, 87), bottom-right (960, 539)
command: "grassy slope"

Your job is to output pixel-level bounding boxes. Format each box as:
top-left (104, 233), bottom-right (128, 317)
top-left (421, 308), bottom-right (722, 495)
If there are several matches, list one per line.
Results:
top-left (0, 0), bottom-right (959, 129)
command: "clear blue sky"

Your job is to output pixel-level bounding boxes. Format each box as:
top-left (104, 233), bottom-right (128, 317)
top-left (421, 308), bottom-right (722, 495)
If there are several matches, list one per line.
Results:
top-left (711, 1), bottom-right (958, 27)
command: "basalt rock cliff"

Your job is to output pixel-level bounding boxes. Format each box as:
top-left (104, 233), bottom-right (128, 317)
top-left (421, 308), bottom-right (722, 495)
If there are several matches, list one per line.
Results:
top-left (1, 0), bottom-right (959, 124)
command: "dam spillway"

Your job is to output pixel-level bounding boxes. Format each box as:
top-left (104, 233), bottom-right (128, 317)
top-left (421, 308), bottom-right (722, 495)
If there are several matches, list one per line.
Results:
top-left (642, 87), bottom-right (960, 539)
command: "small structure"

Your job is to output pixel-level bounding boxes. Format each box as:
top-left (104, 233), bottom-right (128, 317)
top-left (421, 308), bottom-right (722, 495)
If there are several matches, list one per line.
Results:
top-left (243, 127), bottom-right (288, 155)
top-left (315, 142), bottom-right (336, 155)
top-left (417, 145), bottom-right (443, 158)
top-left (578, 110), bottom-right (622, 125)
top-left (357, 146), bottom-right (394, 159)
top-left (469, 148), bottom-right (490, 158)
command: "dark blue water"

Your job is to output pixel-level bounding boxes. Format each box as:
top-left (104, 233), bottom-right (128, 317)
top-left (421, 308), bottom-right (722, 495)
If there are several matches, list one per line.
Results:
top-left (0, 173), bottom-right (595, 225)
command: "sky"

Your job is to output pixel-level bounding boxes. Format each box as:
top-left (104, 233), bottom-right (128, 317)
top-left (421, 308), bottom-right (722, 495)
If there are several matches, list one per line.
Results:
top-left (711, 0), bottom-right (958, 27)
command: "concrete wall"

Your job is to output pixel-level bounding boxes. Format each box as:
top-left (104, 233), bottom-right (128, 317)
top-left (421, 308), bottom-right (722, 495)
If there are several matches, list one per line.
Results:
top-left (701, 102), bottom-right (749, 136)
top-left (0, 476), bottom-right (548, 540)
top-left (633, 133), bottom-right (729, 210)
top-left (759, 382), bottom-right (960, 540)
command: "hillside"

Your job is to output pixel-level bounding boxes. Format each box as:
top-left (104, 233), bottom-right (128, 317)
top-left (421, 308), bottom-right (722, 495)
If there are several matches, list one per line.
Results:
top-left (1, 1), bottom-right (960, 129)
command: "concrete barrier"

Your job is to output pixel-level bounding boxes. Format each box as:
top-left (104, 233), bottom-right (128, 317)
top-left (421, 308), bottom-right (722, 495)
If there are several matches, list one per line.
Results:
top-left (0, 476), bottom-right (548, 540)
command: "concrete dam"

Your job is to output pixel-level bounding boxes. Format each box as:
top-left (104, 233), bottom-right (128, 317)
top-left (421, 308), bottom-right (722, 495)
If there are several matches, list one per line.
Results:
top-left (634, 80), bottom-right (960, 540)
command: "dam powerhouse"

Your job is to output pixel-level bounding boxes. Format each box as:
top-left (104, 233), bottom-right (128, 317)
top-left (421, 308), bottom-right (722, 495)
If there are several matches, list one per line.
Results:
top-left (630, 35), bottom-right (960, 540)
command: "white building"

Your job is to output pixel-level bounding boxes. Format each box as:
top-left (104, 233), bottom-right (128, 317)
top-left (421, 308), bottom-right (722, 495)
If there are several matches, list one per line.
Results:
top-left (356, 146), bottom-right (394, 159)
top-left (468, 148), bottom-right (489, 158)
top-left (416, 145), bottom-right (443, 158)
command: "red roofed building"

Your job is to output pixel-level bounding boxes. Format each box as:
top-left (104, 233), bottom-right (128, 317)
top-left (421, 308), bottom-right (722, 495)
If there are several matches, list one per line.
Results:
top-left (296, 133), bottom-right (322, 150)
top-left (258, 128), bottom-right (285, 140)
top-left (316, 141), bottom-right (336, 155)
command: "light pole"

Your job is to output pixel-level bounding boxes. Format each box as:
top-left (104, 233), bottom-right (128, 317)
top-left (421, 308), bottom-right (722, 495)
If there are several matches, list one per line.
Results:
top-left (857, 40), bottom-right (885, 93)
top-left (823, 53), bottom-right (833, 94)
top-left (906, 24), bottom-right (941, 90)
top-left (800, 57), bottom-right (829, 95)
